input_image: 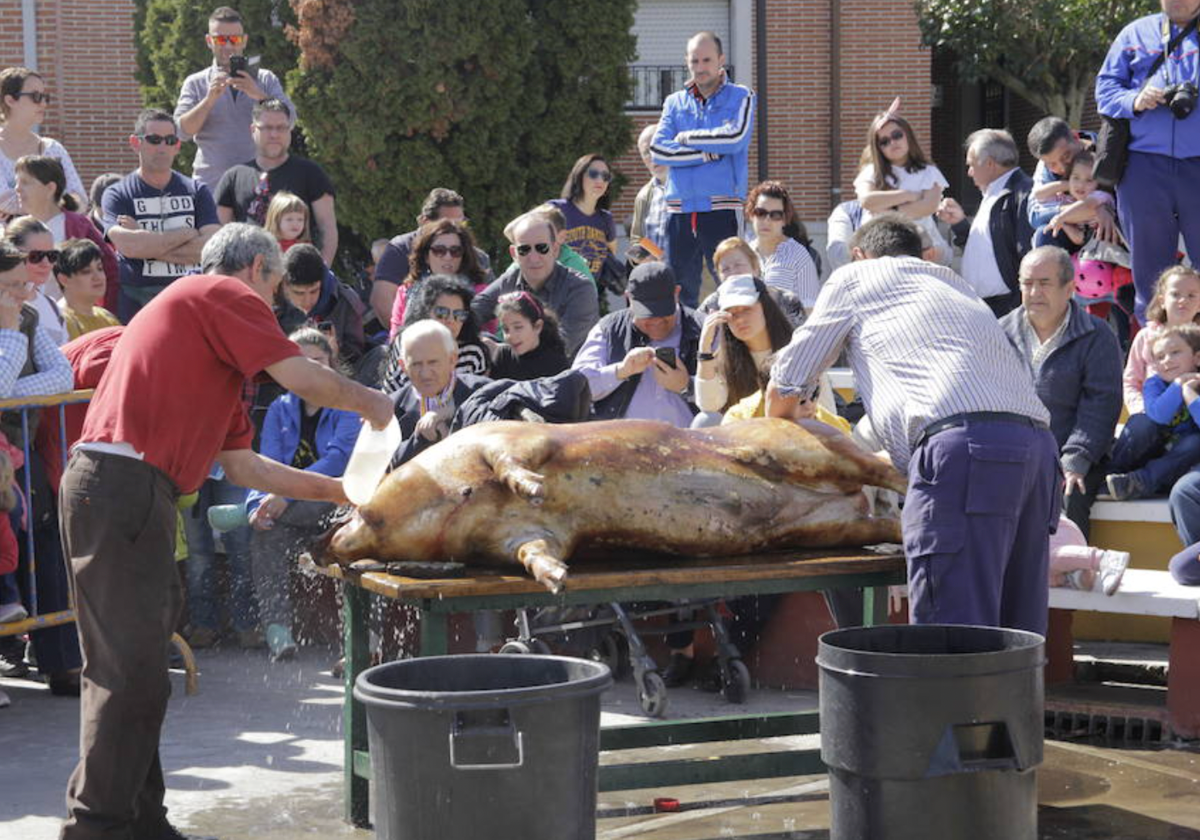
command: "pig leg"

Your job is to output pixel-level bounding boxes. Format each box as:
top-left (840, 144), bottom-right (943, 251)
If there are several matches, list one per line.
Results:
top-left (481, 435), bottom-right (558, 503)
top-left (516, 538), bottom-right (569, 593)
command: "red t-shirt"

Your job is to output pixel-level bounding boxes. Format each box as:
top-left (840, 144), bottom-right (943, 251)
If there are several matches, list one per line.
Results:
top-left (80, 275), bottom-right (300, 493)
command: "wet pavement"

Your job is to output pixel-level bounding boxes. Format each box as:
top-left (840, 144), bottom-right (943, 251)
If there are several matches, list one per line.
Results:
top-left (3, 644), bottom-right (1200, 839)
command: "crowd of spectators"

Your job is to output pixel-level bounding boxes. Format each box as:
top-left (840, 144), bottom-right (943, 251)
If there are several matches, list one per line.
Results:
top-left (1, 3), bottom-right (1200, 716)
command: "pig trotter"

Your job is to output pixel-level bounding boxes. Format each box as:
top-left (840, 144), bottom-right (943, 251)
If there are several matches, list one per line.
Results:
top-left (517, 539), bottom-right (568, 593)
top-left (493, 455), bottom-right (546, 503)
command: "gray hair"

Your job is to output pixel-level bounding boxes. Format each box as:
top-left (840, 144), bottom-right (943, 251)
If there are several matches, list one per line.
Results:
top-left (1021, 245), bottom-right (1074, 285)
top-left (966, 128), bottom-right (1019, 169)
top-left (505, 211), bottom-right (556, 245)
top-left (200, 223), bottom-right (284, 278)
top-left (637, 123), bottom-right (657, 156)
top-left (400, 319), bottom-right (456, 357)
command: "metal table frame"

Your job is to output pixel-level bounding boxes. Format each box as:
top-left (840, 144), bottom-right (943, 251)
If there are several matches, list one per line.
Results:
top-left (327, 550), bottom-right (905, 827)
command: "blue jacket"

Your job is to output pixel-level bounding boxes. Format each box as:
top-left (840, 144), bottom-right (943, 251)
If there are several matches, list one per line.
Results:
top-left (651, 77), bottom-right (755, 213)
top-left (246, 392), bottom-right (361, 513)
top-left (1096, 12), bottom-right (1200, 159)
top-left (1144, 375), bottom-right (1200, 433)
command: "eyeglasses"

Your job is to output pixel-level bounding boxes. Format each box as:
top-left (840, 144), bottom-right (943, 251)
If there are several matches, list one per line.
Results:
top-left (25, 250), bottom-right (59, 265)
top-left (877, 129), bottom-right (906, 149)
top-left (516, 242), bottom-right (552, 257)
top-left (208, 34), bottom-right (247, 46)
top-left (432, 306), bottom-right (470, 322)
top-left (15, 91), bottom-right (51, 105)
top-left (253, 122), bottom-right (291, 134)
top-left (139, 134), bottom-right (180, 146)
top-left (751, 207), bottom-right (785, 221)
top-left (429, 244), bottom-right (463, 259)
top-left (586, 168), bottom-right (612, 182)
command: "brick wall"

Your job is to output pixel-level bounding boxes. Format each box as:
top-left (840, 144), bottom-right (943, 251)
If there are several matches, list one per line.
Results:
top-left (0, 0), bottom-right (144, 196)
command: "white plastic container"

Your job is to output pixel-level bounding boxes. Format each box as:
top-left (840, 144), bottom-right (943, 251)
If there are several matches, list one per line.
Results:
top-left (343, 416), bottom-right (402, 506)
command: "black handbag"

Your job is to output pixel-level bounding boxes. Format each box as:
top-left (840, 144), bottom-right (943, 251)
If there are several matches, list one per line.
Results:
top-left (1094, 16), bottom-right (1198, 186)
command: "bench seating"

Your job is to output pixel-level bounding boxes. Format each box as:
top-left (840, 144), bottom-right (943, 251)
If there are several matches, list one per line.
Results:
top-left (1047, 568), bottom-right (1200, 738)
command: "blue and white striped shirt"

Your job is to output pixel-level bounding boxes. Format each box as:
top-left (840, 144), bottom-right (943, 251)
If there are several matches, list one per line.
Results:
top-left (770, 256), bottom-right (1048, 472)
top-left (0, 324), bottom-right (73, 400)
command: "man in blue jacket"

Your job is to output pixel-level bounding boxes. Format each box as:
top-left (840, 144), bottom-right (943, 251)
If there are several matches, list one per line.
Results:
top-left (652, 31), bottom-right (755, 308)
top-left (1097, 0), bottom-right (1200, 320)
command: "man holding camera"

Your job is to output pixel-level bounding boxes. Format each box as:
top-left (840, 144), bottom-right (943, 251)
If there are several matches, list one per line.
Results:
top-left (175, 6), bottom-right (295, 191)
top-left (572, 262), bottom-right (700, 425)
top-left (1097, 0), bottom-right (1200, 319)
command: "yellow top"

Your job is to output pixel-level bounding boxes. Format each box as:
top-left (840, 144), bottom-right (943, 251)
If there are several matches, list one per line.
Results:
top-left (722, 389), bottom-right (852, 435)
top-left (59, 304), bottom-right (120, 341)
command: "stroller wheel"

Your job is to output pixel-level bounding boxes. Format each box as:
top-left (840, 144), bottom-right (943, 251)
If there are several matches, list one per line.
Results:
top-left (499, 641), bottom-right (533, 655)
top-left (637, 671), bottom-right (669, 718)
top-left (589, 633), bottom-right (629, 679)
top-left (721, 659), bottom-right (752, 705)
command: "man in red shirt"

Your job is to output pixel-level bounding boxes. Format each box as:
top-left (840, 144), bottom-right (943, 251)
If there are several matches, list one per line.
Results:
top-left (57, 224), bottom-right (392, 840)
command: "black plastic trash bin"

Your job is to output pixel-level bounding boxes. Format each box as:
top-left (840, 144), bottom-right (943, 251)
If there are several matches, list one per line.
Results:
top-left (354, 654), bottom-right (612, 840)
top-left (817, 624), bottom-right (1044, 840)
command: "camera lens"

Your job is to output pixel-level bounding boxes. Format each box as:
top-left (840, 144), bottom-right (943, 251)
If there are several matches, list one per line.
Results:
top-left (1168, 83), bottom-right (1198, 120)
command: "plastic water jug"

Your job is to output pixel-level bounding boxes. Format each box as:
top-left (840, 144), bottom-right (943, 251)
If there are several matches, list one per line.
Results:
top-left (343, 417), bottom-right (402, 506)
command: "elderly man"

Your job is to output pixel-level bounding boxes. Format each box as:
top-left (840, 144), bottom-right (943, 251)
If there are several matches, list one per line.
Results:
top-left (214, 99), bottom-right (338, 263)
top-left (573, 261), bottom-right (699, 425)
top-left (388, 319), bottom-right (490, 467)
top-left (58, 224), bottom-right (392, 840)
top-left (174, 6), bottom-right (296, 190)
top-left (472, 212), bottom-right (599, 355)
top-left (767, 214), bottom-right (1058, 635)
top-left (1000, 246), bottom-right (1123, 538)
top-left (937, 129), bottom-right (1035, 317)
top-left (630, 123), bottom-right (669, 256)
top-left (1098, 0), bottom-right (1200, 321)
top-left (652, 31), bottom-right (755, 307)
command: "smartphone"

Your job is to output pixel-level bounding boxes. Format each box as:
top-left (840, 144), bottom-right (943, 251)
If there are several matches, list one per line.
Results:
top-left (228, 55), bottom-right (249, 78)
top-left (655, 347), bottom-right (677, 367)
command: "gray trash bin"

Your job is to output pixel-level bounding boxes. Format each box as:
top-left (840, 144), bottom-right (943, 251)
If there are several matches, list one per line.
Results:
top-left (817, 624), bottom-right (1044, 840)
top-left (354, 654), bottom-right (612, 840)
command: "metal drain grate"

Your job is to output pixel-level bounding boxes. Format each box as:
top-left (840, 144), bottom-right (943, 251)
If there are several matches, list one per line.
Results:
top-left (1045, 709), bottom-right (1171, 744)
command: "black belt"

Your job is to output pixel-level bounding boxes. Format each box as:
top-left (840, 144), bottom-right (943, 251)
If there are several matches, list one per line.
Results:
top-left (917, 411), bottom-right (1045, 448)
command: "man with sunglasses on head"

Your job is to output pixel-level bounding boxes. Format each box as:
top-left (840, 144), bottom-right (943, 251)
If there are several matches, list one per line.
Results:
top-left (102, 109), bottom-right (221, 323)
top-left (215, 99), bottom-right (338, 264)
top-left (472, 212), bottom-right (599, 356)
top-left (175, 6), bottom-right (296, 191)
top-left (651, 31), bottom-right (755, 309)
top-left (280, 243), bottom-right (365, 366)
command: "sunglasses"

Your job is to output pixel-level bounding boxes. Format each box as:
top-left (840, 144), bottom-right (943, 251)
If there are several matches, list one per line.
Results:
top-left (429, 244), bottom-right (464, 259)
top-left (208, 34), bottom-right (247, 46)
top-left (15, 91), bottom-right (51, 105)
top-left (432, 306), bottom-right (470, 323)
top-left (25, 249), bottom-right (59, 265)
top-left (752, 207), bottom-right (785, 221)
top-left (586, 168), bottom-right (612, 182)
top-left (877, 128), bottom-right (906, 149)
top-left (516, 242), bottom-right (552, 257)
top-left (139, 134), bottom-right (181, 146)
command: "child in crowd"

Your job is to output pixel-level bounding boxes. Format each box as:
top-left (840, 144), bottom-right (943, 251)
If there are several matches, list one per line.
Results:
top-left (264, 191), bottom-right (311, 253)
top-left (1043, 151), bottom-right (1114, 250)
top-left (1107, 324), bottom-right (1200, 500)
top-left (54, 239), bottom-right (119, 340)
top-left (488, 290), bottom-right (568, 381)
top-left (1049, 515), bottom-right (1128, 595)
top-left (1124, 266), bottom-right (1200, 413)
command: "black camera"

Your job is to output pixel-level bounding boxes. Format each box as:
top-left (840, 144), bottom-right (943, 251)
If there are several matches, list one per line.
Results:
top-left (1163, 82), bottom-right (1198, 119)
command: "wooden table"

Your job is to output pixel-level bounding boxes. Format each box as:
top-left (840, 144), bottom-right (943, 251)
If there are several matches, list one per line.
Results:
top-left (321, 548), bottom-right (905, 827)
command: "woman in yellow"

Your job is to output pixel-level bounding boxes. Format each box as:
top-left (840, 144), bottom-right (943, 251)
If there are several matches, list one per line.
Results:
top-left (54, 239), bottom-right (119, 339)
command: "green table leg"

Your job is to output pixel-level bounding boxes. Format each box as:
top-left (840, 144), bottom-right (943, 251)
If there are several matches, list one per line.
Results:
top-left (862, 585), bottom-right (889, 627)
top-left (343, 583), bottom-right (370, 827)
top-left (419, 606), bottom-right (449, 655)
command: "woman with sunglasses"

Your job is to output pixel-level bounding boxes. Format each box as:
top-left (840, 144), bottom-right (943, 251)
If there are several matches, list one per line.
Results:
top-left (854, 108), bottom-right (952, 263)
top-left (388, 219), bottom-right (491, 339)
top-left (549, 153), bottom-right (617, 277)
top-left (3, 216), bottom-right (69, 345)
top-left (0, 68), bottom-right (86, 217)
top-left (746, 181), bottom-right (821, 309)
top-left (382, 274), bottom-right (490, 392)
top-left (488, 290), bottom-right (569, 381)
top-left (13, 156), bottom-right (118, 311)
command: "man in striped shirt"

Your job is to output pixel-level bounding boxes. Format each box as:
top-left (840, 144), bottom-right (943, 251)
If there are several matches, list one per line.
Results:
top-left (767, 214), bottom-right (1060, 636)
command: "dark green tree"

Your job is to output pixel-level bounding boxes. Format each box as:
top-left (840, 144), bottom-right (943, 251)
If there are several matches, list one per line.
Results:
top-left (285, 0), bottom-right (637, 258)
top-left (915, 0), bottom-right (1157, 126)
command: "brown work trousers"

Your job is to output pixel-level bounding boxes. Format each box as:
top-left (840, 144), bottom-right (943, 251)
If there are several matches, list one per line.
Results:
top-left (58, 450), bottom-right (181, 840)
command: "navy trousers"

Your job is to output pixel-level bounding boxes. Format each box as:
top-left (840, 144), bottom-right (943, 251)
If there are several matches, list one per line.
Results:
top-left (902, 419), bottom-right (1061, 637)
top-left (1169, 542), bottom-right (1200, 585)
top-left (1109, 413), bottom-right (1200, 494)
top-left (664, 210), bottom-right (739, 309)
top-left (1117, 151), bottom-right (1200, 322)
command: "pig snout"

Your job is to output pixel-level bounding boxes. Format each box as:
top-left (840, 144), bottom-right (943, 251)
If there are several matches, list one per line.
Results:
top-left (327, 509), bottom-right (379, 563)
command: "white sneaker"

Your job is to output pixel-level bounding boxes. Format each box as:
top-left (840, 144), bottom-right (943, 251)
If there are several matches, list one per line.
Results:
top-left (0, 602), bottom-right (27, 624)
top-left (1097, 550), bottom-right (1130, 596)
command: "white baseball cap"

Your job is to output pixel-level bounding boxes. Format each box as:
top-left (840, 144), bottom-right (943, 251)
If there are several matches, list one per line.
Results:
top-left (717, 274), bottom-right (760, 310)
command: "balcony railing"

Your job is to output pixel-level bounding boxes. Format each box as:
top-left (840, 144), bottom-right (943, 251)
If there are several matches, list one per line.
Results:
top-left (627, 64), bottom-right (736, 111)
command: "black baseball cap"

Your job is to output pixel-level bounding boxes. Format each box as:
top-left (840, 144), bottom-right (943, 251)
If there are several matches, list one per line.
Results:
top-left (626, 262), bottom-right (677, 318)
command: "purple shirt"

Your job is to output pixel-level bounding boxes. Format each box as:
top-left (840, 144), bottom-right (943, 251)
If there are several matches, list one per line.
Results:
top-left (572, 308), bottom-right (693, 428)
top-left (548, 198), bottom-right (615, 276)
